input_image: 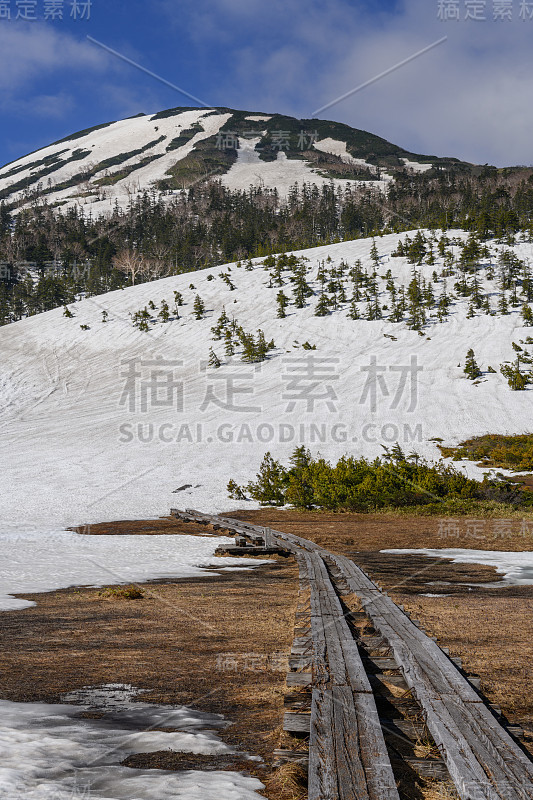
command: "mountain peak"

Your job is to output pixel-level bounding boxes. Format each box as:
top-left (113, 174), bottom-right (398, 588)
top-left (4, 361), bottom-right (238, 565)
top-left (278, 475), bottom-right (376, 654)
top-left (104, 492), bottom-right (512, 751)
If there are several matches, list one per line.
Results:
top-left (0, 106), bottom-right (472, 216)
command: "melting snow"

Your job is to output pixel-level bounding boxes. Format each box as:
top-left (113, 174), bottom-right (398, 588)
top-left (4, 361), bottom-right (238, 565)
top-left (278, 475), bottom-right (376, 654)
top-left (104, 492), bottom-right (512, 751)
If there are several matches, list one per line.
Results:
top-left (0, 530), bottom-right (265, 611)
top-left (382, 549), bottom-right (533, 585)
top-left (0, 686), bottom-right (264, 800)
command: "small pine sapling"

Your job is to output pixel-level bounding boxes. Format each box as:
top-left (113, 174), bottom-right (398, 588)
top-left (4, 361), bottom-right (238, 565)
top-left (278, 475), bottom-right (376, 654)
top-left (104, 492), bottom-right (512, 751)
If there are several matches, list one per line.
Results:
top-left (193, 294), bottom-right (206, 319)
top-left (521, 304), bottom-right (533, 326)
top-left (276, 290), bottom-right (288, 318)
top-left (158, 300), bottom-right (170, 323)
top-left (464, 349), bottom-right (481, 380)
top-left (315, 292), bottom-right (330, 317)
top-left (208, 348), bottom-right (221, 368)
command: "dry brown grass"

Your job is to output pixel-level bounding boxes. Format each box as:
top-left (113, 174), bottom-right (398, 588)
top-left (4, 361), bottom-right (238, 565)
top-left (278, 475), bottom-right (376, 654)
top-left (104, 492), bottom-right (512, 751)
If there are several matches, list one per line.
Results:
top-left (0, 530), bottom-right (299, 781)
top-left (98, 584), bottom-right (145, 600)
top-left (395, 593), bottom-right (533, 732)
top-left (234, 509), bottom-right (533, 749)
top-left (262, 763), bottom-right (308, 800)
top-left (3, 512), bottom-right (533, 796)
top-left (229, 509), bottom-right (533, 552)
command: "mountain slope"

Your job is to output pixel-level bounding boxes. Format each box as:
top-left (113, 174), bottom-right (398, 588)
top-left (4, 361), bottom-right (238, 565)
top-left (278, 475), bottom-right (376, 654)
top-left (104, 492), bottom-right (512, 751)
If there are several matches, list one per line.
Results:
top-left (1, 230), bottom-right (531, 534)
top-left (0, 107), bottom-right (471, 215)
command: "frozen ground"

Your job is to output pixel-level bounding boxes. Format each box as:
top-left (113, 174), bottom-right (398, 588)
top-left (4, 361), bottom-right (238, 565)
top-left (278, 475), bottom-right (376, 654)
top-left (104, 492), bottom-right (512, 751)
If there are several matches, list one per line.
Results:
top-left (0, 685), bottom-right (264, 800)
top-left (382, 549), bottom-right (533, 585)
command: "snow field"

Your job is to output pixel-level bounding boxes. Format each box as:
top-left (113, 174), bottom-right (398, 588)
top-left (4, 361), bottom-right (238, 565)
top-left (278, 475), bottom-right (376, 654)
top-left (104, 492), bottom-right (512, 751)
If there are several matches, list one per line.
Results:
top-left (1, 230), bottom-right (532, 532)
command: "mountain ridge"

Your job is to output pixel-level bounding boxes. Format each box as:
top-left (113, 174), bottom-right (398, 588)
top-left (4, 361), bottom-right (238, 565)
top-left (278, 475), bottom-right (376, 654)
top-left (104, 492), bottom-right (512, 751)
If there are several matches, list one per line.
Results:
top-left (0, 106), bottom-right (475, 216)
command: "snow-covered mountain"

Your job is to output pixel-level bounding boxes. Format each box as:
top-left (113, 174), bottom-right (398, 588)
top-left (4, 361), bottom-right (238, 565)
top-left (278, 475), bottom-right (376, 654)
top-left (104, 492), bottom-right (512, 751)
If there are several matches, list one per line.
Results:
top-left (1, 230), bottom-right (531, 534)
top-left (0, 107), bottom-right (468, 215)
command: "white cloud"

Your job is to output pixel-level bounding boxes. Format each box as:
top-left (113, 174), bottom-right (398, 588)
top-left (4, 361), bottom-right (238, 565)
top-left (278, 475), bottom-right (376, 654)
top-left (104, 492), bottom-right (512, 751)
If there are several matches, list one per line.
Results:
top-left (0, 25), bottom-right (108, 94)
top-left (162, 0), bottom-right (533, 165)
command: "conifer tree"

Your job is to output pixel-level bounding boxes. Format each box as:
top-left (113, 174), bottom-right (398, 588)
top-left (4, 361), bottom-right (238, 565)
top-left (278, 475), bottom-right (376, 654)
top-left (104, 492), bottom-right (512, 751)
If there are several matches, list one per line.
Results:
top-left (208, 347), bottom-right (221, 368)
top-left (521, 304), bottom-right (533, 326)
top-left (158, 300), bottom-right (170, 323)
top-left (256, 329), bottom-right (269, 360)
top-left (370, 239), bottom-right (380, 268)
top-left (63, 306), bottom-right (74, 318)
top-left (347, 299), bottom-right (360, 320)
top-left (241, 333), bottom-right (257, 363)
top-left (224, 329), bottom-right (235, 357)
top-left (245, 452), bottom-right (287, 505)
top-left (194, 294), bottom-right (206, 319)
top-left (276, 290), bottom-right (289, 318)
top-left (315, 292), bottom-right (330, 317)
top-left (220, 272), bottom-right (235, 290)
top-left (464, 349), bottom-right (481, 380)
top-left (227, 479), bottom-right (247, 500)
top-left (498, 291), bottom-right (509, 316)
top-left (500, 362), bottom-right (531, 390)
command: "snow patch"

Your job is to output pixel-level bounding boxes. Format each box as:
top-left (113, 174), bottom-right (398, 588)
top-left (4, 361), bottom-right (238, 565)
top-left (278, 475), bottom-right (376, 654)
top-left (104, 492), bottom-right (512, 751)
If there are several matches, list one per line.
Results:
top-left (382, 549), bottom-right (533, 585)
top-left (0, 688), bottom-right (264, 800)
top-left (0, 531), bottom-right (265, 611)
top-left (401, 158), bottom-right (433, 173)
top-left (313, 137), bottom-right (375, 170)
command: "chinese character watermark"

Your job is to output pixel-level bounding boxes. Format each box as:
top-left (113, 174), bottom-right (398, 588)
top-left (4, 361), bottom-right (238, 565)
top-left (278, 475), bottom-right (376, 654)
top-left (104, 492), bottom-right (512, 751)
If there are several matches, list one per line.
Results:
top-left (282, 356), bottom-right (339, 413)
top-left (216, 652), bottom-right (287, 673)
top-left (437, 517), bottom-right (533, 540)
top-left (0, 0), bottom-right (91, 20)
top-left (216, 129), bottom-right (320, 152)
top-left (438, 0), bottom-right (533, 17)
top-left (119, 358), bottom-right (184, 414)
top-left (359, 355), bottom-right (422, 413)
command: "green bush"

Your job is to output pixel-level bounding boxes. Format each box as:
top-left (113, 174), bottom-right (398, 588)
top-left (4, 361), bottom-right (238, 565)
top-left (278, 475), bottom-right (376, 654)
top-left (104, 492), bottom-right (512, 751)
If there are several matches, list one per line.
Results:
top-left (440, 434), bottom-right (533, 471)
top-left (228, 445), bottom-right (529, 511)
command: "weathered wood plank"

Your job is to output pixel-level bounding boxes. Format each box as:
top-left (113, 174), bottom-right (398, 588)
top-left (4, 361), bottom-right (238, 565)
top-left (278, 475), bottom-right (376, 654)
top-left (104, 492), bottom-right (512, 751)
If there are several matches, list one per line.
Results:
top-left (283, 711), bottom-right (311, 734)
top-left (172, 511), bottom-right (533, 800)
top-left (286, 672), bottom-right (313, 688)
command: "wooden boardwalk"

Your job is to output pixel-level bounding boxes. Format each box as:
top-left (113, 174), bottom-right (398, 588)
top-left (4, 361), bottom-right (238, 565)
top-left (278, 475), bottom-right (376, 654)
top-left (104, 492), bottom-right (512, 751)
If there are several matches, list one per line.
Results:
top-left (171, 508), bottom-right (533, 800)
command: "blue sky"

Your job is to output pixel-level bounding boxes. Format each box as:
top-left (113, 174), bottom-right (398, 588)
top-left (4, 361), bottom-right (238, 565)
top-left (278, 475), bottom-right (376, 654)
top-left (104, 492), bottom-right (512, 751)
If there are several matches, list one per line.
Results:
top-left (0, 0), bottom-right (532, 167)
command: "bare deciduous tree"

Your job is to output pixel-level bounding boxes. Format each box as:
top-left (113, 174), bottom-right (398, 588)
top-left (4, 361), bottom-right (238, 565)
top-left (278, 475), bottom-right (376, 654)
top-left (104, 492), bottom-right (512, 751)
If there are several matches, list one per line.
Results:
top-left (112, 249), bottom-right (146, 286)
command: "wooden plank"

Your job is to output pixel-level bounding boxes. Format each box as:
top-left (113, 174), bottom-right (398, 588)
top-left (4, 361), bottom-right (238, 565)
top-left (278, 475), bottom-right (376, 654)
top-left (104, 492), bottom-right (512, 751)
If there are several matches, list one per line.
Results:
top-left (379, 718), bottom-right (427, 740)
top-left (172, 512), bottom-right (533, 800)
top-left (303, 553), bottom-right (400, 800)
top-left (308, 688), bottom-right (339, 800)
top-left (308, 553), bottom-right (372, 693)
top-left (286, 672), bottom-right (313, 688)
top-left (283, 711), bottom-right (311, 734)
top-left (369, 674), bottom-right (409, 688)
top-left (420, 695), bottom-right (529, 800)
top-left (403, 758), bottom-right (449, 780)
top-left (368, 657), bottom-right (400, 670)
top-left (354, 691), bottom-right (403, 800)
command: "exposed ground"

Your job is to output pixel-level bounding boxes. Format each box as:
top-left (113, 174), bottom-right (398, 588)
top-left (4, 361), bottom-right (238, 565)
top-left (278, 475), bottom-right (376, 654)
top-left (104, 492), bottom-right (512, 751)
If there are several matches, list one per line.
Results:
top-left (232, 509), bottom-right (533, 742)
top-left (1, 512), bottom-right (532, 799)
top-left (0, 518), bottom-right (300, 792)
